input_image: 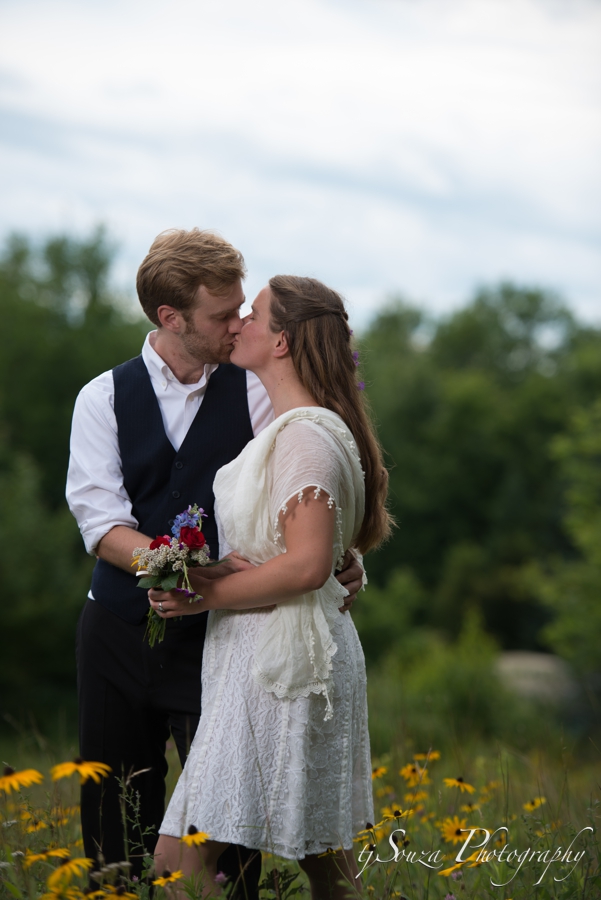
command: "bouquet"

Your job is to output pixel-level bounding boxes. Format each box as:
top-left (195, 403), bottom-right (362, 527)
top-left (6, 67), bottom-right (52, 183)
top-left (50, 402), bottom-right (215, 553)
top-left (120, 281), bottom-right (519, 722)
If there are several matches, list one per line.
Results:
top-left (132, 504), bottom-right (222, 646)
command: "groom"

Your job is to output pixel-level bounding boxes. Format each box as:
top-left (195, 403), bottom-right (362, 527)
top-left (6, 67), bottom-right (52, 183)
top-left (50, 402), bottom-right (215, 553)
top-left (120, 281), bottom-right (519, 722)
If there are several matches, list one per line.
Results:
top-left (67, 228), bottom-right (364, 895)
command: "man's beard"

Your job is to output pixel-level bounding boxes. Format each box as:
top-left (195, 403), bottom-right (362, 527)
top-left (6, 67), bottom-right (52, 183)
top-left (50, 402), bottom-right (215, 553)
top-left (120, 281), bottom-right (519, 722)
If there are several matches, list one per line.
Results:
top-left (181, 320), bottom-right (233, 364)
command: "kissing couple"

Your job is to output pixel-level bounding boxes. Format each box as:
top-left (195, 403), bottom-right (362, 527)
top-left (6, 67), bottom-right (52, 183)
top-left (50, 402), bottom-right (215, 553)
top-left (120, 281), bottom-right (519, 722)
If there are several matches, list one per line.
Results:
top-left (67, 228), bottom-right (392, 899)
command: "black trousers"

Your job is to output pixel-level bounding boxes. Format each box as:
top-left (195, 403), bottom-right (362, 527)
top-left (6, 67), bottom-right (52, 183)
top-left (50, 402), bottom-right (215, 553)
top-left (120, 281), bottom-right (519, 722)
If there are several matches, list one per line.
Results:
top-left (76, 599), bottom-right (261, 897)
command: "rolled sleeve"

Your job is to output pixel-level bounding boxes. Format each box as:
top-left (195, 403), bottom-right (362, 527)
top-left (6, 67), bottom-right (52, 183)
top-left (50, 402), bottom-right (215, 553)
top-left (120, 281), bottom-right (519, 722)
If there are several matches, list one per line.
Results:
top-left (66, 373), bottom-right (138, 555)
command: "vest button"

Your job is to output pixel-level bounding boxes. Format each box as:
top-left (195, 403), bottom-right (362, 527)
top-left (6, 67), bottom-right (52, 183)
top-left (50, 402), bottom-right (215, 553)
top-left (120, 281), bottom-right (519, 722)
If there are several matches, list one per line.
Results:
top-left (172, 490), bottom-right (180, 499)
top-left (175, 461), bottom-right (183, 469)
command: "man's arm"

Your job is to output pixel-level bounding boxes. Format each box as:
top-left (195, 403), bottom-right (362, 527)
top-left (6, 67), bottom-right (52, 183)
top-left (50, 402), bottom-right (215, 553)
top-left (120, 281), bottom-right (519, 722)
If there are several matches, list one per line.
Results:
top-left (96, 525), bottom-right (152, 572)
top-left (67, 375), bottom-right (141, 557)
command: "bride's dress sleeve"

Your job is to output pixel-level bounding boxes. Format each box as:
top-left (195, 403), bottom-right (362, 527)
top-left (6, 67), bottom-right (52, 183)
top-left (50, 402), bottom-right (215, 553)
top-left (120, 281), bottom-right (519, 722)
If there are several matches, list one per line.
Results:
top-left (268, 420), bottom-right (353, 569)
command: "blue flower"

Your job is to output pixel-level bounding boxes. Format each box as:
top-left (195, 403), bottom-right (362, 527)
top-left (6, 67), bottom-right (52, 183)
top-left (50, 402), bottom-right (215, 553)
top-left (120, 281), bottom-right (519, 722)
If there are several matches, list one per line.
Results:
top-left (171, 505), bottom-right (204, 538)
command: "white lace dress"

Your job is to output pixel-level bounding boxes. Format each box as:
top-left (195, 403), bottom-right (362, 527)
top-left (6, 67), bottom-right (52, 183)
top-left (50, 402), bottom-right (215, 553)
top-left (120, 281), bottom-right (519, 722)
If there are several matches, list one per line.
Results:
top-left (159, 409), bottom-right (374, 859)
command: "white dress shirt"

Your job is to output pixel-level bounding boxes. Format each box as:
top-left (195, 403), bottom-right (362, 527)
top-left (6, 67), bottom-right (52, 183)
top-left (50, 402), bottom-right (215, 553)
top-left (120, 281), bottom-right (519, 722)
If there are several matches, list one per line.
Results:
top-left (66, 332), bottom-right (274, 555)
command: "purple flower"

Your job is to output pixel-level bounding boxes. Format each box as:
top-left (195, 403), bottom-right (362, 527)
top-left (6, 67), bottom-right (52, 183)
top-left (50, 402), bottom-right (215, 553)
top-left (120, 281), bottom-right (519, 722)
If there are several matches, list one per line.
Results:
top-left (357, 381), bottom-right (365, 391)
top-left (445, 894), bottom-right (456, 900)
top-left (132, 876), bottom-right (139, 883)
top-left (352, 351), bottom-right (360, 366)
top-left (175, 588), bottom-right (200, 599)
top-left (214, 872), bottom-right (228, 885)
top-left (451, 870), bottom-right (463, 881)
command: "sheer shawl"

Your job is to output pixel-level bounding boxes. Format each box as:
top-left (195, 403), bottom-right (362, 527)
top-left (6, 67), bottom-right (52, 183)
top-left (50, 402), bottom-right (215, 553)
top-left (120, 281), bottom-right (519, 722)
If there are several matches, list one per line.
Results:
top-left (213, 407), bottom-right (365, 719)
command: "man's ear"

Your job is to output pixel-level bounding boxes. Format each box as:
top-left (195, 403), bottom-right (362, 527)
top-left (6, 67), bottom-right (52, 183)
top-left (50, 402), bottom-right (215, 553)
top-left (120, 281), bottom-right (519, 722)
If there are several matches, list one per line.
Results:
top-left (156, 304), bottom-right (185, 333)
top-left (273, 330), bottom-right (290, 358)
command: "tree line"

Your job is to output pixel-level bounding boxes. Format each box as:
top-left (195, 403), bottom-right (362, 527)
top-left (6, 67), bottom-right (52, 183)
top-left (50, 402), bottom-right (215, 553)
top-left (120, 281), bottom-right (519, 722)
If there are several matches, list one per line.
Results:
top-left (1, 229), bottom-right (599, 730)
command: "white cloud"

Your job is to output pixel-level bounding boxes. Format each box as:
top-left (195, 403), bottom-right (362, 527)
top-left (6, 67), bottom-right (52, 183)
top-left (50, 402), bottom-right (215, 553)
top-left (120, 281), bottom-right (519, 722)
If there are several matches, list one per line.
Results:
top-left (0, 0), bottom-right (599, 327)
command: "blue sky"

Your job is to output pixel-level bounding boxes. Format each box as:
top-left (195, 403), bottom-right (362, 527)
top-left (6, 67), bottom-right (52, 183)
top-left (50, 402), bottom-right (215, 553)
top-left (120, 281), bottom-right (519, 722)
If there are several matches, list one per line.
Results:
top-left (0, 0), bottom-right (599, 328)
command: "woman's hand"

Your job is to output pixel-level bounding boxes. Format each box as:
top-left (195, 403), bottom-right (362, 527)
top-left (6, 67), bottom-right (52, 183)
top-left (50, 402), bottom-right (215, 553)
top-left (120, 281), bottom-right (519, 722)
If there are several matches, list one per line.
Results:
top-left (148, 585), bottom-right (204, 618)
top-left (147, 553), bottom-right (256, 617)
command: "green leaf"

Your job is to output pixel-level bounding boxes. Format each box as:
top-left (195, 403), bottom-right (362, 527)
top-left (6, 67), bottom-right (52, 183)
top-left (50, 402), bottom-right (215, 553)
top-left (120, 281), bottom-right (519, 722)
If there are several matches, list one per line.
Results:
top-left (160, 572), bottom-right (181, 592)
top-left (137, 575), bottom-right (161, 589)
top-left (3, 882), bottom-right (23, 899)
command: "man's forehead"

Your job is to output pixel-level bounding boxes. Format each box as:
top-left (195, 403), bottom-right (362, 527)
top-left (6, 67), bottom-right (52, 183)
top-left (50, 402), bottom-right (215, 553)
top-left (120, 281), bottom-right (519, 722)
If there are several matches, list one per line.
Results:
top-left (196, 281), bottom-right (244, 311)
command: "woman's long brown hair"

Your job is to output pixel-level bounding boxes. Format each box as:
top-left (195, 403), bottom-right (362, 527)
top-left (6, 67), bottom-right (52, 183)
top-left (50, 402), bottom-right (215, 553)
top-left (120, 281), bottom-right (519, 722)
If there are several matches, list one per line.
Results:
top-left (268, 275), bottom-right (393, 554)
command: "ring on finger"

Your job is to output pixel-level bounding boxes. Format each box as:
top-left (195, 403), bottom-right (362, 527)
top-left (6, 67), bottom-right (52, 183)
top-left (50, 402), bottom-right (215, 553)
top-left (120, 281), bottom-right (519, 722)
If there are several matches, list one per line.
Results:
top-left (158, 601), bottom-right (164, 614)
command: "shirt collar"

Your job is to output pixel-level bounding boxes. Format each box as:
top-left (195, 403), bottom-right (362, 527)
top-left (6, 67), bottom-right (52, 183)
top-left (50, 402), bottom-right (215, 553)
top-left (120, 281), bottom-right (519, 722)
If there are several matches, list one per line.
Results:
top-left (142, 331), bottom-right (219, 390)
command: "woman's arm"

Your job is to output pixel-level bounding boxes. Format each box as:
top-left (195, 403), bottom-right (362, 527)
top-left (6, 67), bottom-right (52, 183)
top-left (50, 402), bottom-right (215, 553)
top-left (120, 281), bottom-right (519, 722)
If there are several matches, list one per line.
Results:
top-left (148, 491), bottom-right (336, 617)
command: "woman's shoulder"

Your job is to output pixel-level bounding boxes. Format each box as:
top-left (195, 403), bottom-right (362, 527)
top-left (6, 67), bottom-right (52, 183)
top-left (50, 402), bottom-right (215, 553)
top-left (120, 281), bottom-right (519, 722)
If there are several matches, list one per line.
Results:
top-left (274, 409), bottom-right (344, 451)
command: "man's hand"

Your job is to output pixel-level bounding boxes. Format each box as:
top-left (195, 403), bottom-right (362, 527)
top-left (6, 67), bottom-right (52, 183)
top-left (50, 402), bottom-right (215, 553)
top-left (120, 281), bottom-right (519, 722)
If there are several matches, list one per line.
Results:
top-left (335, 550), bottom-right (365, 613)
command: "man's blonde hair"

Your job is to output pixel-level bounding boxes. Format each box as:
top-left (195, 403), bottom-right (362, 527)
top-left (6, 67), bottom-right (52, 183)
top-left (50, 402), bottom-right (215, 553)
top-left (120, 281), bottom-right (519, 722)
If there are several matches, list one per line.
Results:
top-left (136, 228), bottom-right (246, 325)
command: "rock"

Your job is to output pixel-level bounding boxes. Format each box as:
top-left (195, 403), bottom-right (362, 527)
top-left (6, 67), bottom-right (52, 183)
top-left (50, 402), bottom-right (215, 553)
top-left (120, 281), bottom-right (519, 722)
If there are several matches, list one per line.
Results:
top-left (495, 651), bottom-right (578, 705)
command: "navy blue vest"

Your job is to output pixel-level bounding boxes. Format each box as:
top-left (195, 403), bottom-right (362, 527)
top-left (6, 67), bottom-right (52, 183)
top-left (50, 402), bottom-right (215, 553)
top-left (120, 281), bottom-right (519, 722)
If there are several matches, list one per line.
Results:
top-left (90, 356), bottom-right (255, 624)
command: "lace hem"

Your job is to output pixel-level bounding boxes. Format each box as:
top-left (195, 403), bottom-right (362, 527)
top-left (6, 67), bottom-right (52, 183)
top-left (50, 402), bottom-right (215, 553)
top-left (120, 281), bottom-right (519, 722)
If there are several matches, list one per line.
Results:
top-left (159, 824), bottom-right (362, 861)
top-left (251, 663), bottom-right (336, 720)
top-left (273, 483), bottom-right (345, 571)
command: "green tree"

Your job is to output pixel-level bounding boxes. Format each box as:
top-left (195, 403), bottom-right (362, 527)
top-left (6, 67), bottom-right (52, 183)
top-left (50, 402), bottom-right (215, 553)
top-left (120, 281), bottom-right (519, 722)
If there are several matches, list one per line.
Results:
top-left (0, 227), bottom-right (148, 509)
top-left (535, 401), bottom-right (601, 674)
top-left (360, 285), bottom-right (601, 648)
top-left (0, 229), bottom-right (148, 729)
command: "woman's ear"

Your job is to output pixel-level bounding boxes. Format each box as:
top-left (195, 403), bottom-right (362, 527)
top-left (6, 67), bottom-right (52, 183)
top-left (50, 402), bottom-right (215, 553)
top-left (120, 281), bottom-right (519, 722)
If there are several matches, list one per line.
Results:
top-left (273, 330), bottom-right (290, 358)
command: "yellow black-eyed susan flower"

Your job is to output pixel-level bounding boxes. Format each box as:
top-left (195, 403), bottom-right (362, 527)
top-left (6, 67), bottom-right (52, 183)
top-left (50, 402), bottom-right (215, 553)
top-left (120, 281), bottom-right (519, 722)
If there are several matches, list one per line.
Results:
top-left (87, 886), bottom-right (137, 899)
top-left (40, 886), bottom-right (84, 900)
top-left (479, 780), bottom-right (500, 796)
top-left (51, 760), bottom-right (112, 785)
top-left (317, 847), bottom-right (341, 857)
top-left (399, 763), bottom-right (430, 787)
top-left (353, 822), bottom-right (386, 843)
top-left (523, 796), bottom-right (546, 812)
top-left (460, 802), bottom-right (480, 813)
top-left (405, 790), bottom-right (428, 803)
top-left (47, 858), bottom-right (94, 888)
top-left (413, 751), bottom-right (440, 761)
top-left (439, 816), bottom-right (469, 845)
top-left (50, 806), bottom-right (80, 826)
top-left (438, 861), bottom-right (465, 877)
top-left (0, 766), bottom-right (44, 794)
top-left (380, 806), bottom-right (414, 821)
top-left (24, 848), bottom-right (71, 868)
top-left (375, 785), bottom-right (394, 798)
top-left (443, 777), bottom-right (475, 794)
top-left (371, 766), bottom-right (388, 780)
top-left (153, 870), bottom-right (184, 886)
top-left (180, 825), bottom-right (210, 846)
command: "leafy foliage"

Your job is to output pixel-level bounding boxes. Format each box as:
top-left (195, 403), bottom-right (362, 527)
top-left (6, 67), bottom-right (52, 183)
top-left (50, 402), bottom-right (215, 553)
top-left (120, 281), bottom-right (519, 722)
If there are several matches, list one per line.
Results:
top-left (361, 287), bottom-right (601, 656)
top-left (535, 401), bottom-right (601, 674)
top-left (1, 227), bottom-right (601, 736)
top-left (0, 229), bottom-right (147, 729)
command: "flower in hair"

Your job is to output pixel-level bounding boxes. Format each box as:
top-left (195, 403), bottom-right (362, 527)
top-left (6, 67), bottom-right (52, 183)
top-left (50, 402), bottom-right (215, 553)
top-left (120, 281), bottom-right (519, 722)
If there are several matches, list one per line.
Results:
top-left (358, 382), bottom-right (365, 391)
top-left (352, 351), bottom-right (360, 367)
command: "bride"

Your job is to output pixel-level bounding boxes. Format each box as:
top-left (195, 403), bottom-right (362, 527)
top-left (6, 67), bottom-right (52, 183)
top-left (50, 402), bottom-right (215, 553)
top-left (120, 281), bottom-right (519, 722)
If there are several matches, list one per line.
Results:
top-left (151, 275), bottom-right (392, 899)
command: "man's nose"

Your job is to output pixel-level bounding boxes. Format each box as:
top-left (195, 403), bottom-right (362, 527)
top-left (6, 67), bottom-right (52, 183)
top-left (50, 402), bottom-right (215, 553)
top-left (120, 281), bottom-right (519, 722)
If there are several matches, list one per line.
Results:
top-left (229, 313), bottom-right (242, 334)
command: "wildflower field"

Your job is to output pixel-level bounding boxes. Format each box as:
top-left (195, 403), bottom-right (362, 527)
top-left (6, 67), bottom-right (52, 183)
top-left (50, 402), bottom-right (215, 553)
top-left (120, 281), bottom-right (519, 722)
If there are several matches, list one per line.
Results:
top-left (1, 723), bottom-right (599, 900)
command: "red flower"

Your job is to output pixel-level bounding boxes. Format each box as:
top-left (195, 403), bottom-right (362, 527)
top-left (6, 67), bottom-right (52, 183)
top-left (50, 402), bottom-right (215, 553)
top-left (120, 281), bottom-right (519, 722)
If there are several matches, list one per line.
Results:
top-left (150, 535), bottom-right (171, 550)
top-left (179, 526), bottom-right (206, 549)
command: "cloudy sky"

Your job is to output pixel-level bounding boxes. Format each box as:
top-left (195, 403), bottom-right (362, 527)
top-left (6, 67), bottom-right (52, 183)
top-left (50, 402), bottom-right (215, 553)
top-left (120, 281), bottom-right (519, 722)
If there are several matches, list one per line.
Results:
top-left (1, 0), bottom-right (599, 327)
